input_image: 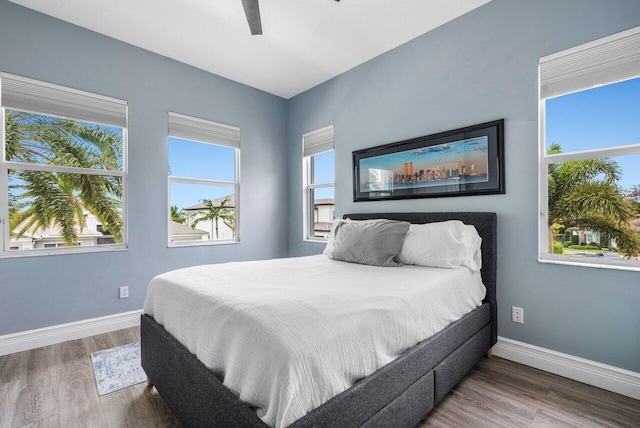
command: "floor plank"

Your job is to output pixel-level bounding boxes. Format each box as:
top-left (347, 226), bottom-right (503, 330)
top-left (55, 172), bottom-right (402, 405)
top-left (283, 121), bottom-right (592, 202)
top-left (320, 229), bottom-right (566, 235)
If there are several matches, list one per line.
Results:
top-left (100, 386), bottom-right (154, 428)
top-left (1, 327), bottom-right (639, 428)
top-left (107, 329), bottom-right (138, 348)
top-left (84, 333), bottom-right (115, 355)
top-left (56, 339), bottom-right (107, 428)
top-left (16, 414), bottom-right (59, 428)
top-left (12, 346), bottom-right (58, 427)
top-left (0, 351), bottom-right (28, 428)
top-left (137, 384), bottom-right (180, 428)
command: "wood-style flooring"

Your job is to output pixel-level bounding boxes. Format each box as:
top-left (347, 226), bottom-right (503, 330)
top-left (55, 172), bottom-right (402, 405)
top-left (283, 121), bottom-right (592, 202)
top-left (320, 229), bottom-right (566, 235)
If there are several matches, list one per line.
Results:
top-left (1, 327), bottom-right (638, 428)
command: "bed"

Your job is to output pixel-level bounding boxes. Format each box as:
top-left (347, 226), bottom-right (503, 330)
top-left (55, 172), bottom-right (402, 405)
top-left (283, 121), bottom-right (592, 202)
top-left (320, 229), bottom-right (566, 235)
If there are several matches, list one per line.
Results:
top-left (141, 212), bottom-right (497, 427)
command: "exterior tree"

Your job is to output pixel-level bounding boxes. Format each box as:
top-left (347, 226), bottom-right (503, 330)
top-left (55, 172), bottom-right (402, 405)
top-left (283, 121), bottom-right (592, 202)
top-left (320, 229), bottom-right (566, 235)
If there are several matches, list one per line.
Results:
top-left (6, 110), bottom-right (123, 245)
top-left (196, 197), bottom-right (235, 239)
top-left (627, 184), bottom-right (640, 214)
top-left (170, 205), bottom-right (186, 224)
top-left (547, 143), bottom-right (640, 257)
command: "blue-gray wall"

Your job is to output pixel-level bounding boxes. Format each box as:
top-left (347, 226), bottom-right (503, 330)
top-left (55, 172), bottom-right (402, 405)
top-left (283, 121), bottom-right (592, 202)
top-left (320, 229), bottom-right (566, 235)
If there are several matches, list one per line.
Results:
top-left (0, 1), bottom-right (289, 334)
top-left (287, 0), bottom-right (640, 373)
top-left (1, 0), bottom-right (639, 375)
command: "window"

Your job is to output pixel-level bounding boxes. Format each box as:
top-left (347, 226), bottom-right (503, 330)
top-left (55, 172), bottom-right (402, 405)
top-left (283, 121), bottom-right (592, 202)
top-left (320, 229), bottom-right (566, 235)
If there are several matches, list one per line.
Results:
top-left (539, 26), bottom-right (640, 270)
top-left (0, 73), bottom-right (127, 256)
top-left (303, 125), bottom-right (335, 241)
top-left (168, 112), bottom-right (240, 245)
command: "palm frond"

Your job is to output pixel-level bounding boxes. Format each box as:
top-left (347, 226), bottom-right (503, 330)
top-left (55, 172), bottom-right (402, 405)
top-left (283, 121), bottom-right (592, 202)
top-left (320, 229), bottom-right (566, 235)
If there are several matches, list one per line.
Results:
top-left (7, 112), bottom-right (124, 247)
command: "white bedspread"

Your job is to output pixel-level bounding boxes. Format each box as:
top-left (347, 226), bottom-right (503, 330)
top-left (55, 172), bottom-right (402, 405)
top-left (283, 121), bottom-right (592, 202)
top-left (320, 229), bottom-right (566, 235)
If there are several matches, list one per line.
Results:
top-left (143, 255), bottom-right (486, 427)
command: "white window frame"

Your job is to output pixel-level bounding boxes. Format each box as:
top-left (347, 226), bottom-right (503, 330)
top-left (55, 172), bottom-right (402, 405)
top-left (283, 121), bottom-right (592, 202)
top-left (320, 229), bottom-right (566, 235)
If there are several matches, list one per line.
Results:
top-left (167, 112), bottom-right (240, 247)
top-left (0, 73), bottom-right (128, 257)
top-left (302, 125), bottom-right (334, 241)
top-left (538, 26), bottom-right (640, 271)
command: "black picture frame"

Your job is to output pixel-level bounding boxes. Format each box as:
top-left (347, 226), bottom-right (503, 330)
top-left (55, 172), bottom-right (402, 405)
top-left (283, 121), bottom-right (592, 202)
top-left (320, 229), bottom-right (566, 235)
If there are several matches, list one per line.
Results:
top-left (353, 119), bottom-right (505, 202)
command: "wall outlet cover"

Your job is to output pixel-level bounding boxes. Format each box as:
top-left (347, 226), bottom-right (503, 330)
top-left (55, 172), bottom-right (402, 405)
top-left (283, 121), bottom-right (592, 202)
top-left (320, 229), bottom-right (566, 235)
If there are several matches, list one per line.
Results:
top-left (512, 306), bottom-right (524, 324)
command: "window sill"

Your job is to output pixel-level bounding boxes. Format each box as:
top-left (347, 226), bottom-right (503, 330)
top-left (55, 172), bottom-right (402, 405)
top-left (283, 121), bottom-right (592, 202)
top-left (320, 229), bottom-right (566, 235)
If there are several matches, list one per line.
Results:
top-left (0, 244), bottom-right (127, 259)
top-left (168, 240), bottom-right (240, 248)
top-left (304, 238), bottom-right (328, 244)
top-left (539, 254), bottom-right (640, 272)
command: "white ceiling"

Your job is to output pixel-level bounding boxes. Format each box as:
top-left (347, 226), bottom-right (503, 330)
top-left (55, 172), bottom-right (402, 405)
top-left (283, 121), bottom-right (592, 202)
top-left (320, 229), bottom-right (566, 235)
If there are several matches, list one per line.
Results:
top-left (9, 0), bottom-right (491, 99)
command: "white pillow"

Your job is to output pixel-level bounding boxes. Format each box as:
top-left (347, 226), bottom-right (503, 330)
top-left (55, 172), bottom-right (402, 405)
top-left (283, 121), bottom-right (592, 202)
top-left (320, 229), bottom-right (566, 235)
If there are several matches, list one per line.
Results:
top-left (397, 220), bottom-right (482, 271)
top-left (323, 219), bottom-right (346, 255)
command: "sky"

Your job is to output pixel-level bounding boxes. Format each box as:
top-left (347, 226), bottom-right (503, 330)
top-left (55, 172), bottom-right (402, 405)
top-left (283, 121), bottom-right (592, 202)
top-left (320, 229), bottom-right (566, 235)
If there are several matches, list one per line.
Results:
top-left (545, 77), bottom-right (640, 191)
top-left (312, 151), bottom-right (335, 200)
top-left (169, 137), bottom-right (237, 209)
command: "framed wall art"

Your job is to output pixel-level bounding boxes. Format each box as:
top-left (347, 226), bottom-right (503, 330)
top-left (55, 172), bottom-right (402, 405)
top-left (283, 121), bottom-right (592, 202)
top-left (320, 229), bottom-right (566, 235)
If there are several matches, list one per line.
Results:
top-left (353, 119), bottom-right (505, 202)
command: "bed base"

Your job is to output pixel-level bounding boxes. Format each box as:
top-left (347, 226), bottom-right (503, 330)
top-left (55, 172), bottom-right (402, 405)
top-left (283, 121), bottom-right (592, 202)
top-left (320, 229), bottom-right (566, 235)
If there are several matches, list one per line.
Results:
top-left (141, 212), bottom-right (497, 427)
top-left (142, 306), bottom-right (490, 427)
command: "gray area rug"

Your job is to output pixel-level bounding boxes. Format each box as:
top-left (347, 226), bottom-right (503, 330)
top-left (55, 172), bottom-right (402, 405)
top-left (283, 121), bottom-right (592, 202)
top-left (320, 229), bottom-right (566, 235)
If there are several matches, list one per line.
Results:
top-left (91, 341), bottom-right (146, 396)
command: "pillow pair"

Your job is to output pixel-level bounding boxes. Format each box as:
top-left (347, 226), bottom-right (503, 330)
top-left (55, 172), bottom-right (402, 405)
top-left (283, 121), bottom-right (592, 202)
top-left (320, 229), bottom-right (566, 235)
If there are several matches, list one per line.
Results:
top-left (325, 218), bottom-right (410, 267)
top-left (397, 220), bottom-right (482, 271)
top-left (324, 218), bottom-right (482, 271)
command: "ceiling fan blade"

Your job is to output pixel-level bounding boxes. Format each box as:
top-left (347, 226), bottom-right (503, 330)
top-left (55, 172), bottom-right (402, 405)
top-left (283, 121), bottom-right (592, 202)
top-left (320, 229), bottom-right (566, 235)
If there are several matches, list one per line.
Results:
top-left (241, 0), bottom-right (262, 35)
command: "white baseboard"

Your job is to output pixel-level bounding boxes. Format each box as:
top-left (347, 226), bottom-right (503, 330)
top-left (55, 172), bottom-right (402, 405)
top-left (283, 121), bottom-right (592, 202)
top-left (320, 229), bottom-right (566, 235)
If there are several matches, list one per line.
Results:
top-left (493, 336), bottom-right (640, 400)
top-left (0, 309), bottom-right (143, 356)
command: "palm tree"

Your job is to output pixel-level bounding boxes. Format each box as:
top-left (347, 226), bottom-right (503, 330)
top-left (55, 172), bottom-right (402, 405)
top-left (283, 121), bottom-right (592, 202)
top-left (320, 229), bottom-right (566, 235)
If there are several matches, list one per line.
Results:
top-left (6, 110), bottom-right (123, 245)
top-left (547, 143), bottom-right (640, 257)
top-left (196, 197), bottom-right (235, 240)
top-left (170, 205), bottom-right (186, 224)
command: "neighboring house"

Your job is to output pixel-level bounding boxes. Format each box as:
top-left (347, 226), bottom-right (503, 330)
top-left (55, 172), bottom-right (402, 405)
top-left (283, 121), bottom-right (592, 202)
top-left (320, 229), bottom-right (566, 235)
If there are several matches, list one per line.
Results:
top-left (10, 212), bottom-right (114, 251)
top-left (314, 198), bottom-right (335, 238)
top-left (631, 214), bottom-right (640, 234)
top-left (183, 194), bottom-right (236, 240)
top-left (567, 215), bottom-right (640, 248)
top-left (169, 221), bottom-right (209, 242)
top-left (566, 226), bottom-right (614, 248)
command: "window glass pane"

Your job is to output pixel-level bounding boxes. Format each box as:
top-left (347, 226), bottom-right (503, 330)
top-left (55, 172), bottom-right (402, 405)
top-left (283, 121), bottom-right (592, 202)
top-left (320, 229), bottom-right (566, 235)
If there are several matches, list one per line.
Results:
top-left (170, 181), bottom-right (236, 242)
top-left (5, 110), bottom-right (124, 171)
top-left (169, 137), bottom-right (235, 181)
top-left (546, 154), bottom-right (640, 260)
top-left (546, 77), bottom-right (640, 153)
top-left (7, 169), bottom-right (123, 251)
top-left (311, 186), bottom-right (334, 239)
top-left (312, 150), bottom-right (334, 184)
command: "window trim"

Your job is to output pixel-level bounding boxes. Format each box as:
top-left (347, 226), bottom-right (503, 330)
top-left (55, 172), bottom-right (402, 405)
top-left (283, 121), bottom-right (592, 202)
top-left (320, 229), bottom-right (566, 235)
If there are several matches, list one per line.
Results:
top-left (538, 27), bottom-right (640, 270)
top-left (167, 113), bottom-right (240, 247)
top-left (0, 74), bottom-right (128, 257)
top-left (302, 125), bottom-right (334, 242)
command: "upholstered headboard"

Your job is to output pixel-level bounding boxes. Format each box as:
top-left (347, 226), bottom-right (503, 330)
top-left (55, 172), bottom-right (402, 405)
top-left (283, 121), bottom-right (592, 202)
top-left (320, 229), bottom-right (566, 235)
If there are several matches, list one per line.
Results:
top-left (344, 212), bottom-right (498, 346)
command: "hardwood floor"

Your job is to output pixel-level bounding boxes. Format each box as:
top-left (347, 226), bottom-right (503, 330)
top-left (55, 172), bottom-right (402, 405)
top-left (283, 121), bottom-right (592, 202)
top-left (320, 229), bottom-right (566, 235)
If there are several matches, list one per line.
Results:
top-left (421, 357), bottom-right (640, 428)
top-left (0, 327), bottom-right (179, 428)
top-left (1, 327), bottom-right (638, 427)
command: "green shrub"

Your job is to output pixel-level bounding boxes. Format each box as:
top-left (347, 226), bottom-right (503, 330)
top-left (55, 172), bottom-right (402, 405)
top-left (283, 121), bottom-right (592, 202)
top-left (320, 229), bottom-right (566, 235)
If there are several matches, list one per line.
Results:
top-left (571, 234), bottom-right (579, 245)
top-left (553, 241), bottom-right (564, 254)
top-left (569, 245), bottom-right (600, 250)
top-left (563, 241), bottom-right (572, 247)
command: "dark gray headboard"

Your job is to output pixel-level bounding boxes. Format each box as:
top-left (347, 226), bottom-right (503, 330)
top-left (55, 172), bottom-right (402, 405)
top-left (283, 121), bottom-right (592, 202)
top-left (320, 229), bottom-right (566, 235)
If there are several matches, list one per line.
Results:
top-left (344, 212), bottom-right (497, 346)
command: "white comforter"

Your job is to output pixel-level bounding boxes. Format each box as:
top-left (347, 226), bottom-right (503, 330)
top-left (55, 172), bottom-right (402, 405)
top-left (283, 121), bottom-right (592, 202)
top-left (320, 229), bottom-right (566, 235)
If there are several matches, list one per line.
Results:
top-left (143, 255), bottom-right (486, 427)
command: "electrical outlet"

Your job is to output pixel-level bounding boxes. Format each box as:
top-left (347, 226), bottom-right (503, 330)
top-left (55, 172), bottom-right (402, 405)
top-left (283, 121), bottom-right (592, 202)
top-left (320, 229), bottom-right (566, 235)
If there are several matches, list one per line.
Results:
top-left (512, 306), bottom-right (524, 324)
top-left (119, 286), bottom-right (129, 299)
